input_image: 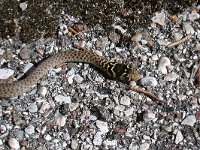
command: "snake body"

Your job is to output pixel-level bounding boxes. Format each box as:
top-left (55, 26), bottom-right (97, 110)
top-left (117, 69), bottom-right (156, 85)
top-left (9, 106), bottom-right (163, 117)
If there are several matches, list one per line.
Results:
top-left (0, 50), bottom-right (141, 98)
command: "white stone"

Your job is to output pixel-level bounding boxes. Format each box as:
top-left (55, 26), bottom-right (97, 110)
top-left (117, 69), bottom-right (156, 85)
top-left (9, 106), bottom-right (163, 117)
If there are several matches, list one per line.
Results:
top-left (139, 142), bottom-right (150, 150)
top-left (19, 2), bottom-right (27, 11)
top-left (183, 22), bottom-right (195, 35)
top-left (151, 11), bottom-right (166, 26)
top-left (44, 134), bottom-right (52, 141)
top-left (8, 138), bottom-right (20, 149)
top-left (175, 130), bottom-right (183, 144)
top-left (173, 32), bottom-right (183, 40)
top-left (74, 74), bottom-right (84, 83)
top-left (124, 108), bottom-right (134, 117)
top-left (158, 57), bottom-right (171, 74)
top-left (25, 125), bottom-right (35, 135)
top-left (0, 68), bottom-right (14, 79)
top-left (39, 101), bottom-right (50, 113)
top-left (164, 72), bottom-right (178, 81)
top-left (120, 95), bottom-right (131, 106)
top-left (152, 55), bottom-right (159, 61)
top-left (93, 132), bottom-right (103, 146)
top-left (140, 76), bottom-right (158, 87)
top-left (54, 95), bottom-right (71, 103)
top-left (37, 86), bottom-right (47, 97)
top-left (71, 139), bottom-right (78, 150)
top-left (68, 103), bottom-right (79, 111)
top-left (55, 115), bottom-right (66, 127)
top-left (131, 33), bottom-right (142, 42)
top-left (96, 120), bottom-right (109, 133)
top-left (188, 11), bottom-right (200, 21)
top-left (143, 111), bottom-right (156, 122)
top-left (181, 115), bottom-right (196, 126)
top-left (28, 103), bottom-right (38, 113)
top-left (103, 139), bottom-right (117, 148)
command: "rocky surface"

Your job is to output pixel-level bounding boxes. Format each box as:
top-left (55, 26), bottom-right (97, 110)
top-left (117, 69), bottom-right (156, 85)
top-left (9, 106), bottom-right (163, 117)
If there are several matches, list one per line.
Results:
top-left (0, 2), bottom-right (200, 150)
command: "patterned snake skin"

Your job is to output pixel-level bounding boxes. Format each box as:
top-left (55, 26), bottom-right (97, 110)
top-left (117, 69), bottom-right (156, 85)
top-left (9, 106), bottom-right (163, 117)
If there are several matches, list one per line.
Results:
top-left (0, 50), bottom-right (141, 98)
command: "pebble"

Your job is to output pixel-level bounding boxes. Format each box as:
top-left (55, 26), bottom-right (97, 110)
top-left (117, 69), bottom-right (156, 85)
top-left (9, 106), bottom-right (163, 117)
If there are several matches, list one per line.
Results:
top-left (181, 115), bottom-right (196, 126)
top-left (8, 138), bottom-right (20, 149)
top-left (124, 108), bottom-right (134, 117)
top-left (68, 103), bottom-right (79, 111)
top-left (188, 10), bottom-right (200, 21)
top-left (158, 57), bottom-right (171, 74)
top-left (175, 130), bottom-right (183, 144)
top-left (39, 101), bottom-right (50, 113)
top-left (143, 111), bottom-right (156, 122)
top-left (120, 95), bottom-right (131, 106)
top-left (19, 48), bottom-right (31, 60)
top-left (54, 95), bottom-right (71, 103)
top-left (55, 115), bottom-right (67, 127)
top-left (0, 68), bottom-right (14, 79)
top-left (25, 125), bottom-right (35, 135)
top-left (183, 22), bottom-right (195, 35)
top-left (131, 33), bottom-right (142, 42)
top-left (140, 76), bottom-right (158, 87)
top-left (74, 74), bottom-right (84, 83)
top-left (37, 86), bottom-right (47, 97)
top-left (93, 132), bottom-right (103, 146)
top-left (14, 130), bottom-right (24, 140)
top-left (164, 72), bottom-right (178, 81)
top-left (19, 2), bottom-right (27, 11)
top-left (44, 134), bottom-right (52, 141)
top-left (103, 139), bottom-right (117, 148)
top-left (173, 32), bottom-right (183, 40)
top-left (96, 120), bottom-right (109, 133)
top-left (28, 103), bottom-right (38, 113)
top-left (109, 32), bottom-right (120, 43)
top-left (139, 142), bottom-right (150, 150)
top-left (71, 139), bottom-right (78, 150)
top-left (151, 11), bottom-right (166, 26)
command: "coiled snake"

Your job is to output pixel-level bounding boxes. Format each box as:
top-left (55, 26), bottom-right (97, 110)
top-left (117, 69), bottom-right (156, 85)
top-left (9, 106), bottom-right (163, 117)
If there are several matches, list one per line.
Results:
top-left (0, 50), bottom-right (141, 98)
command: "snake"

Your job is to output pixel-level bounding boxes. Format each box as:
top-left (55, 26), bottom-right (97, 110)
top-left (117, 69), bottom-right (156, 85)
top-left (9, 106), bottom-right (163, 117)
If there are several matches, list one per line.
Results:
top-left (0, 50), bottom-right (141, 98)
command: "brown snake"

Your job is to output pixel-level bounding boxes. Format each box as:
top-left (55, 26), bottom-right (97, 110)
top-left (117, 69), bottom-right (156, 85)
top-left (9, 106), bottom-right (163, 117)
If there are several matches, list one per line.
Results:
top-left (0, 50), bottom-right (141, 98)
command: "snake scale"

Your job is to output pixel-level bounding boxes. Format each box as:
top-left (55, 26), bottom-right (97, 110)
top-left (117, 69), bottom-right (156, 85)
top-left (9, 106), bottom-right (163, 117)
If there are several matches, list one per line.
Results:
top-left (0, 50), bottom-right (141, 98)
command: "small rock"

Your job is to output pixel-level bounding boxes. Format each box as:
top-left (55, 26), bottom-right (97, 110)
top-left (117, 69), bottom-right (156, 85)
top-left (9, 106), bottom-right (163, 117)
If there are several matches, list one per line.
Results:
top-left (0, 68), bottom-right (14, 79)
top-left (151, 11), bottom-right (166, 26)
top-left (188, 10), bottom-right (200, 21)
top-left (71, 139), bottom-right (78, 150)
top-left (109, 32), bottom-right (120, 43)
top-left (175, 130), bottom-right (183, 144)
top-left (96, 120), bottom-right (109, 133)
top-left (68, 103), bottom-right (79, 111)
top-left (14, 130), bottom-right (24, 140)
top-left (93, 132), bottom-right (103, 146)
top-left (103, 139), bottom-right (117, 148)
top-left (44, 134), bottom-right (52, 141)
top-left (54, 95), bottom-right (71, 103)
top-left (124, 108), bottom-right (134, 117)
top-left (28, 103), bottom-right (38, 113)
top-left (158, 57), bottom-right (171, 74)
top-left (74, 74), bottom-right (84, 83)
top-left (25, 125), bottom-right (35, 135)
top-left (183, 22), bottom-right (195, 35)
top-left (152, 55), bottom-right (159, 61)
top-left (19, 48), bottom-right (31, 60)
top-left (19, 2), bottom-right (28, 11)
top-left (120, 95), bottom-right (131, 106)
top-left (8, 138), bottom-right (20, 149)
top-left (37, 86), bottom-right (47, 97)
top-left (140, 76), bottom-right (158, 87)
top-left (195, 112), bottom-right (200, 120)
top-left (143, 111), bottom-right (156, 122)
top-left (164, 72), bottom-right (178, 81)
top-left (55, 115), bottom-right (66, 127)
top-left (181, 115), bottom-right (196, 126)
top-left (131, 33), bottom-right (142, 42)
top-left (139, 142), bottom-right (150, 150)
top-left (173, 32), bottom-right (183, 41)
top-left (39, 101), bottom-right (50, 113)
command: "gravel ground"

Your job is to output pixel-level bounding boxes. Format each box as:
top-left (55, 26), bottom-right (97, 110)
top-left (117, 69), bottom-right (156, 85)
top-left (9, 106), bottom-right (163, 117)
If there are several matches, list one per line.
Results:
top-left (0, 2), bottom-right (200, 150)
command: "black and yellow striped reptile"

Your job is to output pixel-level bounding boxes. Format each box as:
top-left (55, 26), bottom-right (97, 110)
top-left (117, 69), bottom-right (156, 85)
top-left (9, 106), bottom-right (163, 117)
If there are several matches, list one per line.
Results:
top-left (0, 50), bottom-right (141, 98)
